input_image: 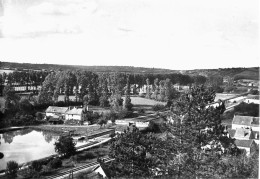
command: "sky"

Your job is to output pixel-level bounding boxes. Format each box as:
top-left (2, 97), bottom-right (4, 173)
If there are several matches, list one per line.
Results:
top-left (0, 0), bottom-right (258, 70)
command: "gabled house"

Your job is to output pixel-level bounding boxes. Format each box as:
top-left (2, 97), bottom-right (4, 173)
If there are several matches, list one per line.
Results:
top-left (65, 107), bottom-right (83, 121)
top-left (234, 139), bottom-right (258, 155)
top-left (232, 115), bottom-right (259, 131)
top-left (45, 106), bottom-right (70, 120)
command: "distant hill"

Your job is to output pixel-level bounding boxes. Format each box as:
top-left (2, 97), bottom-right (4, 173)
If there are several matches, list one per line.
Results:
top-left (0, 61), bottom-right (259, 80)
top-left (182, 67), bottom-right (259, 80)
top-left (0, 61), bottom-right (178, 74)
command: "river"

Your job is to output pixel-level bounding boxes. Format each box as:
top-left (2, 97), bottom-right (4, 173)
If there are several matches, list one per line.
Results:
top-left (0, 129), bottom-right (59, 170)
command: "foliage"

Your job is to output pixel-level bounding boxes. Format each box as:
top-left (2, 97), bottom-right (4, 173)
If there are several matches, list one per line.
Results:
top-left (250, 89), bottom-right (259, 95)
top-left (224, 86), bottom-right (237, 93)
top-left (117, 109), bottom-right (134, 119)
top-left (102, 111), bottom-right (117, 124)
top-left (5, 160), bottom-right (19, 178)
top-left (35, 112), bottom-right (44, 120)
top-left (124, 77), bottom-right (133, 111)
top-left (81, 110), bottom-right (100, 124)
top-left (48, 158), bottom-right (62, 169)
top-left (98, 117), bottom-right (108, 128)
top-left (145, 78), bottom-right (151, 99)
top-left (234, 102), bottom-right (259, 117)
top-left (3, 85), bottom-right (20, 113)
top-left (54, 135), bottom-right (76, 157)
top-left (152, 104), bottom-right (165, 111)
top-left (108, 126), bottom-right (170, 177)
top-left (193, 75), bottom-right (207, 85)
top-left (137, 108), bottom-right (145, 114)
top-left (19, 97), bottom-right (34, 114)
top-left (30, 160), bottom-right (43, 172)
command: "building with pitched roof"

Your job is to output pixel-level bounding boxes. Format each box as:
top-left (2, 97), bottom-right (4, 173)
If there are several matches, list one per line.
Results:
top-left (234, 139), bottom-right (258, 155)
top-left (232, 115), bottom-right (259, 131)
top-left (45, 106), bottom-right (70, 119)
top-left (65, 107), bottom-right (83, 121)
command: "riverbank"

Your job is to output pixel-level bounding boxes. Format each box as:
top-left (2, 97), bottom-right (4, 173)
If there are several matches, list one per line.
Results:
top-left (0, 126), bottom-right (29, 133)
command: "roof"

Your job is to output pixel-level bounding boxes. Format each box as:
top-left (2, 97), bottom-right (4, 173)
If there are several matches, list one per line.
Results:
top-left (66, 108), bottom-right (83, 115)
top-left (232, 115), bottom-right (259, 127)
top-left (227, 129), bottom-right (236, 138)
top-left (46, 106), bottom-right (69, 114)
top-left (235, 139), bottom-right (254, 148)
top-left (234, 128), bottom-right (251, 139)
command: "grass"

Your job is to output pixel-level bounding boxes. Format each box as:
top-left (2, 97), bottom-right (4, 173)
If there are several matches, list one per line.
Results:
top-left (234, 69), bottom-right (259, 80)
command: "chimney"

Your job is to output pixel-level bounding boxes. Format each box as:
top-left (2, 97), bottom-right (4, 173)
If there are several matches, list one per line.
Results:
top-left (255, 133), bottom-right (258, 139)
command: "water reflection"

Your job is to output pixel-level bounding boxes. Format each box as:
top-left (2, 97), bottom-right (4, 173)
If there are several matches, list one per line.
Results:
top-left (0, 129), bottom-right (59, 170)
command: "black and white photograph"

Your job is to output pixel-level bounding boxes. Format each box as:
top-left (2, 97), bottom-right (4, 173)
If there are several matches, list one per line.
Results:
top-left (0, 0), bottom-right (259, 178)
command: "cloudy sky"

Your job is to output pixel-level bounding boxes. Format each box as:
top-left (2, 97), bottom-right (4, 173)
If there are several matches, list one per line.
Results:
top-left (0, 0), bottom-right (258, 70)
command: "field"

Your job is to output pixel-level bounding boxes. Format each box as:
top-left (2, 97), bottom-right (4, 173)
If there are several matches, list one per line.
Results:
top-left (214, 93), bottom-right (238, 101)
top-left (234, 69), bottom-right (259, 80)
top-left (130, 96), bottom-right (166, 106)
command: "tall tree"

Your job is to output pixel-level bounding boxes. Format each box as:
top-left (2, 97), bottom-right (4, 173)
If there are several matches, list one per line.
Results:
top-left (124, 77), bottom-right (133, 111)
top-left (145, 78), bottom-right (151, 99)
top-left (99, 73), bottom-right (109, 107)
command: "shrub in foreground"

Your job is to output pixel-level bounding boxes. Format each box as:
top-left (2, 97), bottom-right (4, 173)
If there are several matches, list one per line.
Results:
top-left (6, 160), bottom-right (19, 178)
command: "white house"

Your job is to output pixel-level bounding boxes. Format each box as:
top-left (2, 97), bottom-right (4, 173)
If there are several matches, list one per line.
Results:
top-left (65, 107), bottom-right (83, 121)
top-left (135, 121), bottom-right (150, 128)
top-left (232, 115), bottom-right (259, 132)
top-left (45, 106), bottom-right (70, 119)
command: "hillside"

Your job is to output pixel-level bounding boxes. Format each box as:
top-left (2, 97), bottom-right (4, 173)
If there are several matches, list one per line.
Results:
top-left (0, 61), bottom-right (259, 80)
top-left (182, 67), bottom-right (259, 80)
top-left (0, 61), bottom-right (178, 74)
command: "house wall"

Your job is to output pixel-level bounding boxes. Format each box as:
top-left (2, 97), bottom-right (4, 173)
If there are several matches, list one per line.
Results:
top-left (135, 121), bottom-right (149, 128)
top-left (232, 124), bottom-right (259, 132)
top-left (232, 124), bottom-right (247, 130)
top-left (65, 114), bottom-right (81, 120)
top-left (46, 112), bottom-right (55, 117)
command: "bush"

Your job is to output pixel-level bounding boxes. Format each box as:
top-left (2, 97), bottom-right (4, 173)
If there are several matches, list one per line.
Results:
top-left (48, 158), bottom-right (62, 169)
top-left (54, 136), bottom-right (76, 157)
top-left (102, 111), bottom-right (117, 124)
top-left (31, 160), bottom-right (43, 172)
top-left (98, 117), bottom-right (108, 127)
top-left (83, 151), bottom-right (97, 159)
top-left (5, 160), bottom-right (19, 178)
top-left (137, 108), bottom-right (145, 114)
top-left (117, 109), bottom-right (134, 119)
top-left (152, 104), bottom-right (165, 111)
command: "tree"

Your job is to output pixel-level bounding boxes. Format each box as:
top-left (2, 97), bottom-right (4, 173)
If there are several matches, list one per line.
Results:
top-left (124, 77), bottom-right (133, 111)
top-left (167, 85), bottom-right (239, 178)
top-left (158, 80), bottom-right (165, 101)
top-left (193, 75), bottom-right (207, 86)
top-left (151, 78), bottom-right (159, 100)
top-left (108, 126), bottom-right (171, 177)
top-left (19, 97), bottom-right (33, 114)
top-left (99, 73), bottom-right (109, 107)
top-left (145, 78), bottom-right (151, 99)
top-left (54, 135), bottom-right (76, 157)
top-left (98, 116), bottom-right (108, 128)
top-left (5, 160), bottom-right (19, 178)
top-left (3, 85), bottom-right (20, 113)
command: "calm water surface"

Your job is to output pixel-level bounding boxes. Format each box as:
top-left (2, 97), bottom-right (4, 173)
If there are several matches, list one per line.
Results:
top-left (0, 129), bottom-right (59, 170)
